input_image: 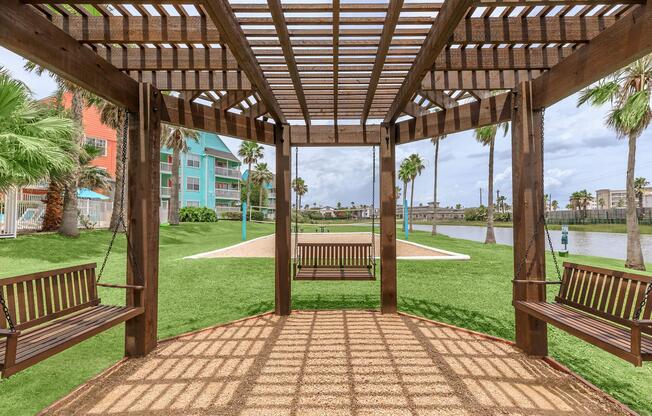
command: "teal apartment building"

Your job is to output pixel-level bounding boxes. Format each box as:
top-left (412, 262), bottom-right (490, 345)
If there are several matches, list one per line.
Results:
top-left (160, 132), bottom-right (241, 214)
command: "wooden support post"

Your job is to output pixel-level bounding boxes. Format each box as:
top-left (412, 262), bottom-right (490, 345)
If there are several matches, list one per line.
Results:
top-left (380, 124), bottom-right (397, 313)
top-left (511, 81), bottom-right (547, 356)
top-left (275, 123), bottom-right (292, 316)
top-left (125, 83), bottom-right (161, 357)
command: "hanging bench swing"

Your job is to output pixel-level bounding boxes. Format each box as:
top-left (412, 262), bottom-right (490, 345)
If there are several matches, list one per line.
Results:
top-left (292, 146), bottom-right (377, 281)
top-left (0, 113), bottom-right (145, 378)
top-left (512, 108), bottom-right (652, 366)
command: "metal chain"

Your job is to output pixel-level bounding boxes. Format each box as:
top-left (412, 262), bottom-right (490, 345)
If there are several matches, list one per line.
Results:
top-left (0, 289), bottom-right (16, 332)
top-left (634, 282), bottom-right (652, 320)
top-left (97, 111), bottom-right (129, 281)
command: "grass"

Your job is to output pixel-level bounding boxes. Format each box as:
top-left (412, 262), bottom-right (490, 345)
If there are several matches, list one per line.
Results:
top-left (0, 221), bottom-right (651, 415)
top-left (415, 219), bottom-right (652, 234)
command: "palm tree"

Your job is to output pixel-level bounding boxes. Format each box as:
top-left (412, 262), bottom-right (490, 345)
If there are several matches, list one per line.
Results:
top-left (634, 177), bottom-right (649, 209)
top-left (578, 55), bottom-right (651, 270)
top-left (551, 200), bottom-right (559, 211)
top-left (292, 177), bottom-right (308, 210)
top-left (497, 195), bottom-right (507, 213)
top-left (407, 153), bottom-right (425, 232)
top-left (251, 162), bottom-right (273, 210)
top-left (430, 135), bottom-right (446, 235)
top-left (25, 61), bottom-right (92, 237)
top-left (474, 122), bottom-right (508, 244)
top-left (395, 186), bottom-right (401, 201)
top-left (161, 125), bottom-right (200, 225)
top-left (570, 190), bottom-right (594, 219)
top-left (0, 68), bottom-right (77, 191)
top-left (398, 159), bottom-right (413, 226)
top-left (78, 144), bottom-right (111, 191)
top-left (239, 141), bottom-right (264, 220)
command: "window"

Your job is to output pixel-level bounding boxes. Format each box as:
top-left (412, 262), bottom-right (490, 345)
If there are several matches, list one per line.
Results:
top-left (187, 153), bottom-right (200, 168)
top-left (186, 177), bottom-right (200, 191)
top-left (85, 137), bottom-right (107, 156)
top-left (186, 200), bottom-right (200, 207)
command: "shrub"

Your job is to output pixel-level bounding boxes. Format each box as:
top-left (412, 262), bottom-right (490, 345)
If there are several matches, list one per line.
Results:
top-left (179, 206), bottom-right (218, 222)
top-left (221, 210), bottom-right (265, 221)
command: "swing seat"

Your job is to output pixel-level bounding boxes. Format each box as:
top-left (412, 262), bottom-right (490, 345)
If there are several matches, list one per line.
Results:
top-left (0, 263), bottom-right (144, 378)
top-left (513, 262), bottom-right (652, 366)
top-left (294, 242), bottom-right (376, 281)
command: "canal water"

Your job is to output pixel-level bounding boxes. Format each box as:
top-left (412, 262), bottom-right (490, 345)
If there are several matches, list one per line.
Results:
top-left (410, 224), bottom-right (652, 261)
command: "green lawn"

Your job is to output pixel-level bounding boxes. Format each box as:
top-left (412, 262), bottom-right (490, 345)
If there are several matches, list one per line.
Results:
top-left (415, 220), bottom-right (652, 234)
top-left (0, 222), bottom-right (650, 415)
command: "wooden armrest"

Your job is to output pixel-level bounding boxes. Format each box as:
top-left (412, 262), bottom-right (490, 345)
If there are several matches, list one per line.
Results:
top-left (512, 280), bottom-right (561, 285)
top-left (633, 320), bottom-right (652, 326)
top-left (97, 283), bottom-right (145, 291)
top-left (0, 329), bottom-right (20, 337)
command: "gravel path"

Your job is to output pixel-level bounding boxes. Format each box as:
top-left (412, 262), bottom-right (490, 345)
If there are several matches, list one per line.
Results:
top-left (46, 311), bottom-right (627, 416)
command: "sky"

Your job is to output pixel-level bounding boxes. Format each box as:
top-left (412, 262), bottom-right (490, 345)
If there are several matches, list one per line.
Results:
top-left (3, 46), bottom-right (651, 209)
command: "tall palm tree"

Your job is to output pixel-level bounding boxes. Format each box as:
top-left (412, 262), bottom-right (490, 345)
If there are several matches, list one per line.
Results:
top-left (292, 177), bottom-right (308, 210)
top-left (578, 56), bottom-right (651, 270)
top-left (570, 190), bottom-right (594, 219)
top-left (238, 141), bottom-right (264, 220)
top-left (634, 177), bottom-right (649, 209)
top-left (0, 68), bottom-right (77, 191)
top-left (398, 159), bottom-right (413, 227)
top-left (474, 122), bottom-right (508, 244)
top-left (430, 135), bottom-right (446, 235)
top-left (251, 162), bottom-right (273, 210)
top-left (407, 153), bottom-right (425, 232)
top-left (78, 144), bottom-right (111, 191)
top-left (551, 200), bottom-right (559, 211)
top-left (161, 125), bottom-right (200, 225)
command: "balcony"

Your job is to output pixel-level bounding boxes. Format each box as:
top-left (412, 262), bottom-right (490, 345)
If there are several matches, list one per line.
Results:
top-left (268, 192), bottom-right (276, 200)
top-left (216, 188), bottom-right (240, 200)
top-left (160, 162), bottom-right (172, 173)
top-left (215, 166), bottom-right (241, 179)
top-left (161, 186), bottom-right (171, 197)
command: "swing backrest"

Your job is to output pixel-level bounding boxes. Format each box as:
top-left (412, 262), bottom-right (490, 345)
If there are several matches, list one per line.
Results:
top-left (297, 243), bottom-right (373, 269)
top-left (556, 262), bottom-right (652, 332)
top-left (0, 263), bottom-right (100, 330)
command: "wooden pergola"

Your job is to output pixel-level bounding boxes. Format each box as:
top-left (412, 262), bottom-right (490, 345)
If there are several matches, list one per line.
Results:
top-left (1, 0), bottom-right (650, 361)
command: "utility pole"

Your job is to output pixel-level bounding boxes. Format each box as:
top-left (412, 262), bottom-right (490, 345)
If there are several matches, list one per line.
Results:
top-left (497, 189), bottom-right (500, 212)
top-left (479, 187), bottom-right (483, 206)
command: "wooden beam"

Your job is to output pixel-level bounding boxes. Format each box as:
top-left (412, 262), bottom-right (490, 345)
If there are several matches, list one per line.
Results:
top-left (418, 89), bottom-right (457, 109)
top-left (361, 0), bottom-right (403, 125)
top-left (333, 0), bottom-right (340, 126)
top-left (160, 95), bottom-right (275, 145)
top-left (532, 2), bottom-right (652, 109)
top-left (0, 0), bottom-right (138, 111)
top-left (397, 92), bottom-right (512, 142)
top-left (384, 0), bottom-right (474, 123)
top-left (268, 0), bottom-right (310, 125)
top-left (290, 124), bottom-right (382, 146)
top-left (403, 101), bottom-right (427, 118)
top-left (243, 102), bottom-right (269, 119)
top-left (422, 70), bottom-right (545, 91)
top-left (125, 83), bottom-right (161, 357)
top-left (380, 124), bottom-right (397, 313)
top-left (275, 124), bottom-right (292, 316)
top-left (203, 0), bottom-right (286, 123)
top-left (127, 70), bottom-right (252, 92)
top-left (511, 81), bottom-right (547, 356)
top-left (95, 47), bottom-right (239, 71)
top-left (217, 90), bottom-right (253, 111)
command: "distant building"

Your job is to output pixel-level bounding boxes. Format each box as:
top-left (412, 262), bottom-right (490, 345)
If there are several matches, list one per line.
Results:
top-left (596, 188), bottom-right (652, 208)
top-left (396, 202), bottom-right (465, 221)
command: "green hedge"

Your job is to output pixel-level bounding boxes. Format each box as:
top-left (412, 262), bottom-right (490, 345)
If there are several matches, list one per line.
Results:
top-left (179, 207), bottom-right (218, 222)
top-left (221, 210), bottom-right (264, 221)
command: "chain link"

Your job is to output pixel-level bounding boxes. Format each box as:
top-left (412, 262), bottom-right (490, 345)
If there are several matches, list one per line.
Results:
top-left (0, 289), bottom-right (16, 332)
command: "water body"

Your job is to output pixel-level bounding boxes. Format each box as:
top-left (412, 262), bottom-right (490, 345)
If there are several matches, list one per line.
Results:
top-left (410, 224), bottom-right (652, 261)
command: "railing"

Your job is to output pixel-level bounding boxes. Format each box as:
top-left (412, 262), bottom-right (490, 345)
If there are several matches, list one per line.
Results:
top-left (160, 162), bottom-right (172, 173)
top-left (268, 192), bottom-right (276, 199)
top-left (215, 206), bottom-right (241, 213)
top-left (215, 166), bottom-right (241, 179)
top-left (161, 186), bottom-right (171, 197)
top-left (216, 189), bottom-right (240, 199)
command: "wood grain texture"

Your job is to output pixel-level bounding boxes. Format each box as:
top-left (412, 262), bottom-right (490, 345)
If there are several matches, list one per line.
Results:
top-left (380, 125), bottom-right (397, 313)
top-left (275, 124), bottom-right (292, 316)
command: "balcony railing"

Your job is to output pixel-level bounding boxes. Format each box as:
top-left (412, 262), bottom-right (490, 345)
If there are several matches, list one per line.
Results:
top-left (268, 192), bottom-right (276, 199)
top-left (160, 162), bottom-right (172, 173)
top-left (161, 186), bottom-right (171, 197)
top-left (216, 188), bottom-right (240, 199)
top-left (215, 166), bottom-right (241, 179)
top-left (215, 206), bottom-right (241, 213)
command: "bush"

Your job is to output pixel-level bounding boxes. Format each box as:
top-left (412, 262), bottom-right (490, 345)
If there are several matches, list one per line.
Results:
top-left (179, 206), bottom-right (218, 222)
top-left (221, 210), bottom-right (265, 221)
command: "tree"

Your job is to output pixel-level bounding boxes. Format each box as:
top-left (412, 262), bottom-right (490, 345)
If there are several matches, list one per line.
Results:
top-left (497, 195), bottom-right (507, 213)
top-left (570, 190), bottom-right (594, 219)
top-left (552, 200), bottom-right (559, 211)
top-left (238, 141), bottom-right (264, 221)
top-left (161, 125), bottom-right (200, 225)
top-left (578, 55), bottom-right (651, 270)
top-left (398, 159), bottom-right (412, 226)
top-left (430, 135), bottom-right (446, 235)
top-left (474, 122), bottom-right (509, 244)
top-left (407, 153), bottom-right (425, 232)
top-left (251, 162), bottom-right (273, 210)
top-left (395, 186), bottom-right (401, 201)
top-left (292, 177), bottom-right (308, 211)
top-left (78, 144), bottom-right (111, 191)
top-left (598, 198), bottom-right (606, 209)
top-left (0, 68), bottom-right (77, 191)
top-left (634, 177), bottom-right (649, 209)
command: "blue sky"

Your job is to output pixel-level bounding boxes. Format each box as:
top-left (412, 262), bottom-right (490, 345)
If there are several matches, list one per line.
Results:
top-left (3, 46), bottom-right (651, 208)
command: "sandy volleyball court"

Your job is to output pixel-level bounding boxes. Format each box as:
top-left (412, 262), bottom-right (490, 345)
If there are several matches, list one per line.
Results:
top-left (185, 233), bottom-right (469, 260)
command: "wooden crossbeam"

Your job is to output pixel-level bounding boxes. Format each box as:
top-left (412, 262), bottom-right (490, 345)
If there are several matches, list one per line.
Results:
top-left (0, 0), bottom-right (138, 112)
top-left (396, 92), bottom-right (513, 142)
top-left (403, 101), bottom-right (427, 118)
top-left (384, 0), bottom-right (475, 123)
top-left (291, 124), bottom-right (382, 146)
top-left (95, 47), bottom-right (239, 71)
top-left (47, 15), bottom-right (619, 46)
top-left (268, 0), bottom-right (310, 125)
top-left (217, 91), bottom-right (253, 111)
top-left (127, 71), bottom-right (252, 91)
top-left (243, 102), bottom-right (269, 119)
top-left (422, 69), bottom-right (545, 91)
top-left (418, 89), bottom-right (458, 109)
top-left (361, 0), bottom-right (403, 125)
top-left (333, 0), bottom-right (340, 125)
top-left (532, 2), bottom-right (652, 109)
top-left (202, 0), bottom-right (285, 123)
